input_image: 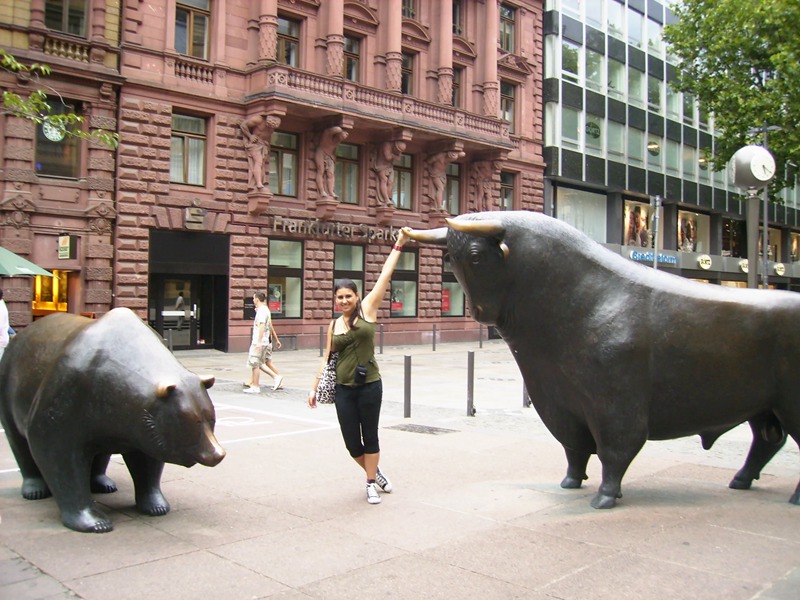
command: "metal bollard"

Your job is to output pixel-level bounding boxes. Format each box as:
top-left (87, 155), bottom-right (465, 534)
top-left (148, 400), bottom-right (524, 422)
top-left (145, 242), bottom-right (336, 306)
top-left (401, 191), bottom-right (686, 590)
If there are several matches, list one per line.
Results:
top-left (166, 329), bottom-right (174, 352)
top-left (479, 325), bottom-right (483, 348)
top-left (404, 354), bottom-right (411, 418)
top-left (319, 326), bottom-right (324, 357)
top-left (467, 351), bottom-right (475, 416)
top-left (432, 323), bottom-right (437, 351)
top-left (380, 323), bottom-right (384, 354)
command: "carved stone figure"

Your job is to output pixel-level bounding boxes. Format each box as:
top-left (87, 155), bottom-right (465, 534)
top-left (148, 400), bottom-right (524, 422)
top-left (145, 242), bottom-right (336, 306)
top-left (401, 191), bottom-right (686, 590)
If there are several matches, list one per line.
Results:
top-left (472, 160), bottom-right (499, 212)
top-left (315, 126), bottom-right (349, 198)
top-left (372, 140), bottom-right (406, 206)
top-left (0, 308), bottom-right (226, 532)
top-left (425, 150), bottom-right (465, 210)
top-left (241, 114), bottom-right (281, 191)
top-left (407, 211), bottom-right (800, 509)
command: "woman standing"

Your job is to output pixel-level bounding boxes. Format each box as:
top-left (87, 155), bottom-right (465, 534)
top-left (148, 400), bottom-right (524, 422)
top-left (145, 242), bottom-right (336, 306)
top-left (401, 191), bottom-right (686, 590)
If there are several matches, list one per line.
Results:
top-left (308, 228), bottom-right (411, 504)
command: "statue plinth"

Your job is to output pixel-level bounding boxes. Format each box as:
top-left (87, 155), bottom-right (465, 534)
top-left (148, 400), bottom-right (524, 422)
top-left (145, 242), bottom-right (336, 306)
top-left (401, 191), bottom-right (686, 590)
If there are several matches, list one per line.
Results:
top-left (375, 203), bottom-right (395, 226)
top-left (247, 190), bottom-right (273, 216)
top-left (315, 197), bottom-right (339, 220)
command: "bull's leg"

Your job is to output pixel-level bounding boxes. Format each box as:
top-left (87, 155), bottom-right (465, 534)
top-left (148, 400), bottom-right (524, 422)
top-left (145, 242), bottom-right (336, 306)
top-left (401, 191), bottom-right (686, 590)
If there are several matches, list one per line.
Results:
top-left (123, 451), bottom-right (170, 516)
top-left (729, 413), bottom-right (787, 490)
top-left (591, 424), bottom-right (647, 509)
top-left (561, 447), bottom-right (591, 489)
top-left (90, 453), bottom-right (118, 494)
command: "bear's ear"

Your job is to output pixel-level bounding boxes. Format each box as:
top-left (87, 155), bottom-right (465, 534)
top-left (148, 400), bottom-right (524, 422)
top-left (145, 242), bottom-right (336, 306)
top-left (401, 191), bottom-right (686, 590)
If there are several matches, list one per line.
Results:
top-left (199, 374), bottom-right (215, 389)
top-left (156, 382), bottom-right (177, 398)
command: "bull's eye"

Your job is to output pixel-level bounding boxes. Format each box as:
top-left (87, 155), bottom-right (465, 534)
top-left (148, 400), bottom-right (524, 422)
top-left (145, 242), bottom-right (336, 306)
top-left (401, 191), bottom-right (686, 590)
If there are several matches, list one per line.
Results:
top-left (469, 248), bottom-right (481, 264)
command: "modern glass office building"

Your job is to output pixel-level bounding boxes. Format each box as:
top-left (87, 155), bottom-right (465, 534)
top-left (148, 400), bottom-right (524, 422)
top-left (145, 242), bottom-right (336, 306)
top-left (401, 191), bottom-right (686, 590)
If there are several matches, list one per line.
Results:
top-left (542, 0), bottom-right (800, 289)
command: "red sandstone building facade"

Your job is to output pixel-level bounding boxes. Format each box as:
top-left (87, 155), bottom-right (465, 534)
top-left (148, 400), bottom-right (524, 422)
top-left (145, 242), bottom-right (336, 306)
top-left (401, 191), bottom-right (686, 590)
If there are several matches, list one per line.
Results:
top-left (1, 1), bottom-right (544, 351)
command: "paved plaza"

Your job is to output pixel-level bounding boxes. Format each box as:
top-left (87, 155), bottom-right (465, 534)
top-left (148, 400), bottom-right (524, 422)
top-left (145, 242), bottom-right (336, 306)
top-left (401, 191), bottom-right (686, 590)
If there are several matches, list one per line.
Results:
top-left (1, 339), bottom-right (799, 599)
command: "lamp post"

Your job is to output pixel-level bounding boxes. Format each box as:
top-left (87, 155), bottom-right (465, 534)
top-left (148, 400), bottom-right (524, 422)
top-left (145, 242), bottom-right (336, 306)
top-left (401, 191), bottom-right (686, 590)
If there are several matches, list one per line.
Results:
top-left (650, 194), bottom-right (662, 270)
top-left (730, 144), bottom-right (776, 288)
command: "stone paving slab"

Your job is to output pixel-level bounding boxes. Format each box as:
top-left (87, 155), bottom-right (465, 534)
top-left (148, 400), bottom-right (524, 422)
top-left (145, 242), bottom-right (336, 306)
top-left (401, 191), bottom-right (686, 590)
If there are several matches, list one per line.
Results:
top-left (1, 340), bottom-right (799, 599)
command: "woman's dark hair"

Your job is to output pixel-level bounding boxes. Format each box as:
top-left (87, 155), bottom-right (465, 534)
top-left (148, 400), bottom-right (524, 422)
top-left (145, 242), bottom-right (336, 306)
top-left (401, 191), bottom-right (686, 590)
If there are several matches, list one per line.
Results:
top-left (335, 279), bottom-right (361, 330)
top-left (254, 291), bottom-right (267, 303)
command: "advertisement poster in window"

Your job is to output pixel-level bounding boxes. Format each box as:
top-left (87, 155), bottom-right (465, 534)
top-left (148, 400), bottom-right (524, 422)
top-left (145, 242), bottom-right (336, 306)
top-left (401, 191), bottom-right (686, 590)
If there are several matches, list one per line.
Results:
top-left (391, 287), bottom-right (404, 312)
top-left (268, 283), bottom-right (283, 315)
top-left (441, 288), bottom-right (450, 312)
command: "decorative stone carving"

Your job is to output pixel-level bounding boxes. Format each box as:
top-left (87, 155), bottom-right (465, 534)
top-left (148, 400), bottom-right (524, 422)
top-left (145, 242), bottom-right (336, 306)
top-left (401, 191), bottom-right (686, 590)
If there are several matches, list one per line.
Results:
top-left (240, 114), bottom-right (281, 191)
top-left (372, 140), bottom-right (406, 206)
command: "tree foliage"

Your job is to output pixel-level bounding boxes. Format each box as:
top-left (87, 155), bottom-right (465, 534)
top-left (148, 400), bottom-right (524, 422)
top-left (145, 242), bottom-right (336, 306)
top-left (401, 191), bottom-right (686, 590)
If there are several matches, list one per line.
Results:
top-left (0, 49), bottom-right (118, 149)
top-left (663, 0), bottom-right (800, 194)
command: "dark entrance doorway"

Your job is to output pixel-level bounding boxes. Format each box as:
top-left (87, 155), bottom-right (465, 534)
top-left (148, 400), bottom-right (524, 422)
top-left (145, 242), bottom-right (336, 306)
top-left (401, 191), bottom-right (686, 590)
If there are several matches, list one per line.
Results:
top-left (148, 230), bottom-right (229, 351)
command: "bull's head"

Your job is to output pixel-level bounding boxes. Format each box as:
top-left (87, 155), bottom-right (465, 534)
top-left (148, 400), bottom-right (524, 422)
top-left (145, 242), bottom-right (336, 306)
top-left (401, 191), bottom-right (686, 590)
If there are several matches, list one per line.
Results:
top-left (407, 217), bottom-right (510, 325)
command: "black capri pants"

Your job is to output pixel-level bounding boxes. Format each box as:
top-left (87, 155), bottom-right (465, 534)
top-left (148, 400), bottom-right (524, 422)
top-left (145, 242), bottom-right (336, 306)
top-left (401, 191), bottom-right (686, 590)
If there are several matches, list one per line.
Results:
top-left (334, 380), bottom-right (383, 457)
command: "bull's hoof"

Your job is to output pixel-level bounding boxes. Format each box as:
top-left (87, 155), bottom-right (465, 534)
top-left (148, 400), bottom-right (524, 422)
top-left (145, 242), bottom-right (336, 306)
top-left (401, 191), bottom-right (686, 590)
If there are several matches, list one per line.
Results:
top-left (136, 491), bottom-right (170, 516)
top-left (591, 493), bottom-right (618, 509)
top-left (62, 506), bottom-right (114, 533)
top-left (560, 476), bottom-right (585, 489)
top-left (90, 474), bottom-right (118, 494)
top-left (729, 476), bottom-right (753, 490)
top-left (21, 477), bottom-right (51, 500)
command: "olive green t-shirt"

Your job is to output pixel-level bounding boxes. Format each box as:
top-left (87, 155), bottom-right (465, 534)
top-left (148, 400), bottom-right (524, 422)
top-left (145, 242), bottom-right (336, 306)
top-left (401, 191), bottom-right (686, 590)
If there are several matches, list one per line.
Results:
top-left (332, 320), bottom-right (380, 385)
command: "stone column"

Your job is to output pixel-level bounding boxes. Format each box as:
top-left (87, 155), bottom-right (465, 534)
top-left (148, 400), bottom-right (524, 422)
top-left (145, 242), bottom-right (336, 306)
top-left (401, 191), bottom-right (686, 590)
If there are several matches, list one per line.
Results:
top-left (30, 0), bottom-right (45, 28)
top-left (482, 0), bottom-right (500, 117)
top-left (385, 0), bottom-right (403, 92)
top-left (437, 0), bottom-right (454, 104)
top-left (259, 0), bottom-right (279, 63)
top-left (325, 0), bottom-right (344, 77)
top-left (91, 0), bottom-right (106, 43)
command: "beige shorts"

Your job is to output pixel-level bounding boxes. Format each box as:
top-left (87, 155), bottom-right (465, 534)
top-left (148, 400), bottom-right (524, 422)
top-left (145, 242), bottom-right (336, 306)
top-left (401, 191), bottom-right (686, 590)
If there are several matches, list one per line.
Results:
top-left (247, 342), bottom-right (272, 367)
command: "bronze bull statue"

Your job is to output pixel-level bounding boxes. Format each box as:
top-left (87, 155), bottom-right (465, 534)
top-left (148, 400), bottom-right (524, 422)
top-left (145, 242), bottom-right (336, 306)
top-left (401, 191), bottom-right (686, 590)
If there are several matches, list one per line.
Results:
top-left (408, 211), bottom-right (799, 509)
top-left (0, 308), bottom-right (226, 532)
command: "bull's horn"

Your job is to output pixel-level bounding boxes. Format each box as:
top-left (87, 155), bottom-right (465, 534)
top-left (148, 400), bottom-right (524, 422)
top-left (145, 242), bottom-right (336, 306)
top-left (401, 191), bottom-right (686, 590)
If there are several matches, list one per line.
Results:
top-left (405, 227), bottom-right (448, 245)
top-left (156, 382), bottom-right (177, 398)
top-left (445, 218), bottom-right (505, 238)
top-left (199, 374), bottom-right (215, 389)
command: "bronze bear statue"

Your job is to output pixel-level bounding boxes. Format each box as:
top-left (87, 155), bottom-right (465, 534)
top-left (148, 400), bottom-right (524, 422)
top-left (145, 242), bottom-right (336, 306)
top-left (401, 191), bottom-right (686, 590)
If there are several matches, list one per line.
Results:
top-left (0, 308), bottom-right (226, 533)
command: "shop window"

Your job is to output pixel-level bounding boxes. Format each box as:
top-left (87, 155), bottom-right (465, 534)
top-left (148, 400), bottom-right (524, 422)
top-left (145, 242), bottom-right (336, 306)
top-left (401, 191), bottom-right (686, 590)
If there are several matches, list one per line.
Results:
top-left (500, 80), bottom-right (516, 133)
top-left (452, 0), bottom-right (463, 35)
top-left (390, 250), bottom-right (418, 317)
top-left (176, 0), bottom-right (209, 60)
top-left (277, 16), bottom-right (300, 67)
top-left (32, 270), bottom-right (69, 317)
top-left (624, 201), bottom-right (652, 248)
top-left (678, 210), bottom-right (710, 253)
top-left (722, 218), bottom-right (746, 258)
top-left (268, 240), bottom-right (303, 318)
top-left (35, 101), bottom-right (82, 178)
top-left (269, 131), bottom-right (298, 196)
top-left (45, 0), bottom-right (87, 37)
top-left (402, 0), bottom-right (416, 19)
top-left (392, 153), bottom-right (413, 210)
top-left (444, 163), bottom-right (461, 215)
top-left (343, 34), bottom-right (361, 81)
top-left (170, 113), bottom-right (206, 186)
top-left (401, 52), bottom-right (415, 94)
top-left (556, 187), bottom-right (607, 243)
top-left (499, 171), bottom-right (515, 211)
top-left (790, 232), bottom-right (800, 262)
top-left (499, 4), bottom-right (516, 53)
top-left (334, 143), bottom-right (360, 204)
top-left (333, 244), bottom-right (364, 315)
top-left (442, 255), bottom-right (465, 317)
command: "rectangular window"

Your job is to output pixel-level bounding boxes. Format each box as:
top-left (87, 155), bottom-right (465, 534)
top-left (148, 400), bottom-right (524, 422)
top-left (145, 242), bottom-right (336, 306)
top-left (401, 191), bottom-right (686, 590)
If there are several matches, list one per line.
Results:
top-left (333, 245), bottom-right (364, 315)
top-left (36, 101), bottom-right (82, 178)
top-left (392, 153), bottom-right (413, 210)
top-left (401, 52), bottom-right (414, 94)
top-left (562, 107), bottom-right (580, 149)
top-left (500, 80), bottom-right (515, 133)
top-left (335, 143), bottom-right (360, 204)
top-left (628, 68), bottom-right (644, 106)
top-left (682, 145), bottom-right (696, 177)
top-left (452, 67), bottom-right (462, 107)
top-left (402, 0), bottom-right (416, 19)
top-left (562, 40), bottom-right (580, 84)
top-left (666, 82), bottom-right (681, 118)
top-left (442, 256), bottom-right (465, 317)
top-left (607, 58), bottom-right (625, 98)
top-left (499, 4), bottom-right (516, 53)
top-left (175, 0), bottom-right (209, 60)
top-left (343, 35), bottom-right (360, 82)
top-left (647, 75), bottom-right (661, 110)
top-left (647, 135), bottom-right (662, 170)
top-left (390, 250), bottom-right (417, 317)
top-left (277, 16), bottom-right (300, 67)
top-left (607, 120), bottom-right (625, 157)
top-left (585, 49), bottom-right (603, 92)
top-left (647, 18), bottom-right (662, 55)
top-left (624, 201), bottom-right (652, 248)
top-left (499, 171), bottom-right (514, 211)
top-left (445, 163), bottom-right (461, 215)
top-left (268, 240), bottom-right (303, 318)
top-left (666, 139), bottom-right (680, 174)
top-left (628, 128), bottom-right (644, 165)
top-left (607, 0), bottom-right (624, 40)
top-left (170, 113), bottom-right (206, 186)
top-left (585, 114), bottom-right (603, 153)
top-left (269, 132), bottom-right (298, 196)
top-left (45, 0), bottom-right (87, 37)
top-left (556, 187), bottom-right (608, 243)
top-left (683, 93), bottom-right (696, 125)
top-left (452, 0), bottom-right (464, 35)
top-left (627, 7), bottom-right (643, 49)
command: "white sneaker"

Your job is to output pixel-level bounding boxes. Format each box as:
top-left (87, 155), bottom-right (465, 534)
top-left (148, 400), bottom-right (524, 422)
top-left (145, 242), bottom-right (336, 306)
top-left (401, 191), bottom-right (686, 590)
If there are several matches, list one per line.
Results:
top-left (366, 482), bottom-right (381, 504)
top-left (375, 468), bottom-right (392, 493)
top-left (242, 386), bottom-right (261, 394)
top-left (273, 375), bottom-right (284, 390)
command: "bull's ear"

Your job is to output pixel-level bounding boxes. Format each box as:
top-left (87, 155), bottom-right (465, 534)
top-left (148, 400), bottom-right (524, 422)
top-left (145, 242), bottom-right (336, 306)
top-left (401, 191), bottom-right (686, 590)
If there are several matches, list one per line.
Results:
top-left (156, 382), bottom-right (177, 398)
top-left (405, 227), bottom-right (448, 245)
top-left (499, 241), bottom-right (510, 259)
top-left (199, 374), bottom-right (215, 389)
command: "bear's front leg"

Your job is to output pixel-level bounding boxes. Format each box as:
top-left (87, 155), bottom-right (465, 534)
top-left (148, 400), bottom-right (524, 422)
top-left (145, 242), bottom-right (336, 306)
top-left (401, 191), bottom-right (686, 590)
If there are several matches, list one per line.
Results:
top-left (123, 450), bottom-right (170, 516)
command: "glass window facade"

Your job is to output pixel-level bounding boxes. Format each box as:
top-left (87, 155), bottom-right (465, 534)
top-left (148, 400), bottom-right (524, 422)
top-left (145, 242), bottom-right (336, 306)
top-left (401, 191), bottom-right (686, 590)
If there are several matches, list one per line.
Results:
top-left (390, 250), bottom-right (417, 317)
top-left (170, 114), bottom-right (206, 185)
top-left (269, 132), bottom-right (298, 196)
top-left (268, 240), bottom-right (303, 318)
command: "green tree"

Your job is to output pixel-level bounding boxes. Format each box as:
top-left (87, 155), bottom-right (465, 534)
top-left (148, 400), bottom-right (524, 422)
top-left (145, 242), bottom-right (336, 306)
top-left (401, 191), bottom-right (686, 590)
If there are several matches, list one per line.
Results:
top-left (663, 0), bottom-right (799, 194)
top-left (1, 49), bottom-right (118, 148)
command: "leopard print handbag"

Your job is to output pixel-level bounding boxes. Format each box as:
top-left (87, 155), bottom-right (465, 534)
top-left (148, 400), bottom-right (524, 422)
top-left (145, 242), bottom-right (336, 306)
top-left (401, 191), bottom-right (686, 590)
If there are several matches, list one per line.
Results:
top-left (316, 352), bottom-right (338, 404)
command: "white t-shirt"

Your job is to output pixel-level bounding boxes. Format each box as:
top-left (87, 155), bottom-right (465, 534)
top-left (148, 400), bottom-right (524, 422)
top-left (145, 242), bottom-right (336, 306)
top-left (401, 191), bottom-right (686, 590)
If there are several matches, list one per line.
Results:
top-left (0, 300), bottom-right (9, 350)
top-left (251, 305), bottom-right (271, 345)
